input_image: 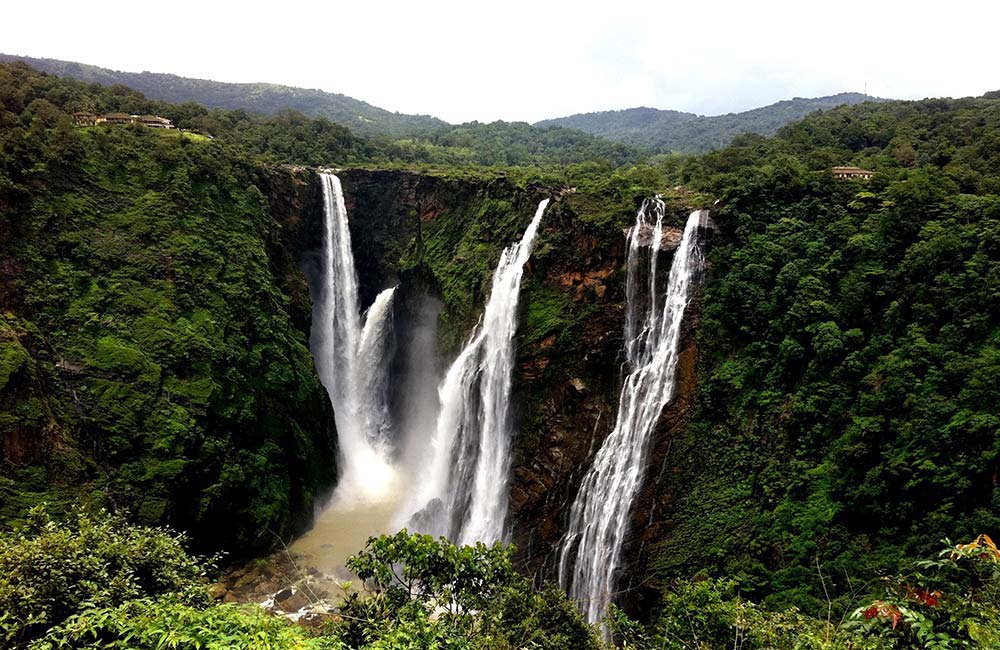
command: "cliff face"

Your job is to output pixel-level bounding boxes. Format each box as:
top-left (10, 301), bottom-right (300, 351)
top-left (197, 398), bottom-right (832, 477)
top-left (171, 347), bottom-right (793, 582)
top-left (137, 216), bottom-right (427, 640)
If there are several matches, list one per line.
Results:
top-left (0, 149), bottom-right (336, 555)
top-left (319, 169), bottom-right (708, 596)
top-left (1, 154), bottom-right (708, 595)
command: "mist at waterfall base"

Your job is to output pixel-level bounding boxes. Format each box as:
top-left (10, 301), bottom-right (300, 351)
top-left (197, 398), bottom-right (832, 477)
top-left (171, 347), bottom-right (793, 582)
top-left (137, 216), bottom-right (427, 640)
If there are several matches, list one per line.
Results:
top-left (292, 173), bottom-right (549, 579)
top-left (558, 204), bottom-right (706, 626)
top-left (310, 173), bottom-right (398, 505)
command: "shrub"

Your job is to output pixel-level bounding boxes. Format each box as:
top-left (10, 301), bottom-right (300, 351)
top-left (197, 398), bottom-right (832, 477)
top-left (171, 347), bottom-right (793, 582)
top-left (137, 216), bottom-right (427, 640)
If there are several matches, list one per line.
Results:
top-left (338, 530), bottom-right (600, 649)
top-left (31, 597), bottom-right (342, 650)
top-left (0, 506), bottom-right (206, 646)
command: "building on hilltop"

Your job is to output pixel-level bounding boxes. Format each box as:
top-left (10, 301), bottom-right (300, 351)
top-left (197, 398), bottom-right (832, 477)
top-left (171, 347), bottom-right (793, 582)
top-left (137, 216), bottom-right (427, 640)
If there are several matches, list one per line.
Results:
top-left (76, 113), bottom-right (175, 129)
top-left (831, 166), bottom-right (875, 180)
top-left (100, 112), bottom-right (134, 125)
top-left (73, 112), bottom-right (97, 126)
top-left (138, 115), bottom-right (175, 129)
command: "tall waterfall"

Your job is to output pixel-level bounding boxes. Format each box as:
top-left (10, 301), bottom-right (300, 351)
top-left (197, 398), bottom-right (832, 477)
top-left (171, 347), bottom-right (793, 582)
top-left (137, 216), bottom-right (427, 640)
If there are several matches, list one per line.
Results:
top-left (402, 199), bottom-right (550, 544)
top-left (558, 202), bottom-right (706, 624)
top-left (313, 172), bottom-right (398, 503)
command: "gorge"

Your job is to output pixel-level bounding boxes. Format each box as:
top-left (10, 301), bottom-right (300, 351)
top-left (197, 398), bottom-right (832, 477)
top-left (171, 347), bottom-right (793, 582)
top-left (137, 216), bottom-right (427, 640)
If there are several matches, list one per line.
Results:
top-left (399, 198), bottom-right (550, 545)
top-left (282, 168), bottom-right (715, 624)
top-left (293, 175), bottom-right (559, 572)
top-left (3, 60), bottom-right (1000, 648)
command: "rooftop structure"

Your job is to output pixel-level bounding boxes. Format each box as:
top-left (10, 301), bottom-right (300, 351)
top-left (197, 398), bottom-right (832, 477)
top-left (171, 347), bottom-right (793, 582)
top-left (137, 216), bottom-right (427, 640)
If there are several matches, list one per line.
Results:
top-left (832, 166), bottom-right (875, 179)
top-left (75, 113), bottom-right (175, 129)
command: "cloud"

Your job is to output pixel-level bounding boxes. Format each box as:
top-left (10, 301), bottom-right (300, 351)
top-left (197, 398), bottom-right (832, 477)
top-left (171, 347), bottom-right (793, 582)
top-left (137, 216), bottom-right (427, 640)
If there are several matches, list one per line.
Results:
top-left (3, 0), bottom-right (998, 123)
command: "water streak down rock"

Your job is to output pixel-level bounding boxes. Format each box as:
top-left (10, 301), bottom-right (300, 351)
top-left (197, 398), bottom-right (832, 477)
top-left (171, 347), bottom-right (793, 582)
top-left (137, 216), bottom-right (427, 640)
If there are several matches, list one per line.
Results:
top-left (402, 199), bottom-right (551, 545)
top-left (558, 201), bottom-right (706, 625)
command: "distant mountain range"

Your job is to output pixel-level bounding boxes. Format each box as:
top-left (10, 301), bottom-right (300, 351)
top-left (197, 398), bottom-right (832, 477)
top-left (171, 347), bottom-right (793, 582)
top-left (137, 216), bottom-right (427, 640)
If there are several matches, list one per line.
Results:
top-left (2, 53), bottom-right (887, 153)
top-left (535, 93), bottom-right (887, 152)
top-left (0, 53), bottom-right (447, 138)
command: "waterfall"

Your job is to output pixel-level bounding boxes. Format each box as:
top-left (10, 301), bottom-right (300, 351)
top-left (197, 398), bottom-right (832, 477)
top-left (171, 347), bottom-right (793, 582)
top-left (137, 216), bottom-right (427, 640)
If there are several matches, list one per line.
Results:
top-left (401, 198), bottom-right (550, 544)
top-left (558, 202), bottom-right (706, 624)
top-left (313, 172), bottom-right (398, 503)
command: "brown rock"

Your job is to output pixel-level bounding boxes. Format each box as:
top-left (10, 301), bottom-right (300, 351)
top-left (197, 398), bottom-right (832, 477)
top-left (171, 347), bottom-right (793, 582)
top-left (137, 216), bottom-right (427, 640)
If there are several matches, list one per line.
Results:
top-left (279, 591), bottom-right (311, 613)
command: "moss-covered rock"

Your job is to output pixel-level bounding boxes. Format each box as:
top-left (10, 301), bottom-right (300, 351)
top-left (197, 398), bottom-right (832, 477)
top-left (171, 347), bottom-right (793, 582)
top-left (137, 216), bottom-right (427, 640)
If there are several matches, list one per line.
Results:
top-left (0, 125), bottom-right (336, 556)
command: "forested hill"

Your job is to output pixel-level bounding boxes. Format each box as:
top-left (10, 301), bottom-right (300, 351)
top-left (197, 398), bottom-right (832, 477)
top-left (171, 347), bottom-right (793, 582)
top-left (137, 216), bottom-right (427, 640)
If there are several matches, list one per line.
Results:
top-left (647, 92), bottom-right (1000, 617)
top-left (537, 92), bottom-right (885, 152)
top-left (0, 53), bottom-right (448, 138)
top-left (0, 59), bottom-right (641, 168)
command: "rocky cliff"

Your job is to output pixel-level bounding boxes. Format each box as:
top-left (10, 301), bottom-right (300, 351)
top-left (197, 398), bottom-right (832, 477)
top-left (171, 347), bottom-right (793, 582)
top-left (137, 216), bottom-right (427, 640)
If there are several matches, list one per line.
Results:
top-left (309, 168), bottom-right (711, 603)
top-left (1, 152), bottom-right (712, 603)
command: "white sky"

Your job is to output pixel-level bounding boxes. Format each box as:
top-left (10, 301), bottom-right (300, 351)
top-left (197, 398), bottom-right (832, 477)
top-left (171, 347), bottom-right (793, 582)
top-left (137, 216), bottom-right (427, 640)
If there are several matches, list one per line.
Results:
top-left (4, 0), bottom-right (999, 124)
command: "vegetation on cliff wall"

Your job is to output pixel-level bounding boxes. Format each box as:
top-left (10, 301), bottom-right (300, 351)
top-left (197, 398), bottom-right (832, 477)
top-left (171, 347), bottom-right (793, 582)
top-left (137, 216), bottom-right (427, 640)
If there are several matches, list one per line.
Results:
top-left (4, 56), bottom-right (1000, 650)
top-left (0, 63), bottom-right (336, 552)
top-left (644, 95), bottom-right (1000, 615)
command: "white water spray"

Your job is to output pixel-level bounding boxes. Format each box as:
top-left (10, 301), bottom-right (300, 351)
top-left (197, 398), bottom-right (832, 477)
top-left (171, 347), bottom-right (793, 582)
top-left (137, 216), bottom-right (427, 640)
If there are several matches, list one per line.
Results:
top-left (401, 199), bottom-right (550, 544)
top-left (313, 172), bottom-right (398, 504)
top-left (558, 202), bottom-right (706, 624)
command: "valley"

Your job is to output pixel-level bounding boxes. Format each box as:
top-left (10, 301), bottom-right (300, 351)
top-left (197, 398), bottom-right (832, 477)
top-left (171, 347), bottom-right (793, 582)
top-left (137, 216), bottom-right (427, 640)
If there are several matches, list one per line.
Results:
top-left (1, 57), bottom-right (998, 648)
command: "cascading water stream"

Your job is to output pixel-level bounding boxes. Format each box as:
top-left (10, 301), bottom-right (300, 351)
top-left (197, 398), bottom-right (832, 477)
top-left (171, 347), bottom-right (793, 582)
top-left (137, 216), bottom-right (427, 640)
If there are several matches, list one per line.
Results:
top-left (558, 201), bottom-right (706, 625)
top-left (401, 198), bottom-right (550, 545)
top-left (313, 172), bottom-right (398, 503)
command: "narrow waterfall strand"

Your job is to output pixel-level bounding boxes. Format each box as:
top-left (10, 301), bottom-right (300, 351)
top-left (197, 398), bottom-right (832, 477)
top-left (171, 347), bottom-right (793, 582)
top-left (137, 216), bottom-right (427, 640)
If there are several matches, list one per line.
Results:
top-left (558, 204), bottom-right (705, 624)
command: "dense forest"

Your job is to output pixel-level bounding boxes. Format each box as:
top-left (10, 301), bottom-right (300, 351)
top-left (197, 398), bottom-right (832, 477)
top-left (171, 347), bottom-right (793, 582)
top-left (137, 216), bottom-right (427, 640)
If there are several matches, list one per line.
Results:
top-left (0, 62), bottom-right (342, 552)
top-left (1, 59), bottom-right (999, 648)
top-left (0, 53), bottom-right (449, 138)
top-left (649, 92), bottom-right (1000, 609)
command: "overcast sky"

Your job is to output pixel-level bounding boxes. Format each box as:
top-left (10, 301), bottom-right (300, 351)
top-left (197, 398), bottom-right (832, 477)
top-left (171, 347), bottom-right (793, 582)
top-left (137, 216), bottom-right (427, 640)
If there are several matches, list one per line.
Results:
top-left (4, 0), bottom-right (999, 124)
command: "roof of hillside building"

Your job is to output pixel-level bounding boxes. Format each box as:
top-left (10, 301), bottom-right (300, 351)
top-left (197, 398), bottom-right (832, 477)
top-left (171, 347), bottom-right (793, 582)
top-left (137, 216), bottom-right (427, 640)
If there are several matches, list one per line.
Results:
top-left (831, 166), bottom-right (875, 175)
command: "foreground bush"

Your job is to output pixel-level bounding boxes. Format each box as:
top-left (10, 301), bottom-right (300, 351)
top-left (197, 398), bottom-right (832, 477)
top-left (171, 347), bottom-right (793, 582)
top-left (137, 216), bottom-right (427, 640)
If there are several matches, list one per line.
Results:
top-left (32, 597), bottom-right (341, 650)
top-left (336, 529), bottom-right (600, 649)
top-left (1, 510), bottom-right (600, 649)
top-left (7, 507), bottom-right (994, 649)
top-left (0, 506), bottom-right (206, 646)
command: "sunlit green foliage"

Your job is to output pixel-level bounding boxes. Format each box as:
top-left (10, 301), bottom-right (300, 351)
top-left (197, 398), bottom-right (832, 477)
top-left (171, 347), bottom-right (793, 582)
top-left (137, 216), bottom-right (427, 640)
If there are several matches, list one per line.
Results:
top-left (0, 506), bottom-right (205, 647)
top-left (620, 537), bottom-right (1000, 649)
top-left (3, 512), bottom-right (597, 650)
top-left (336, 530), bottom-right (599, 649)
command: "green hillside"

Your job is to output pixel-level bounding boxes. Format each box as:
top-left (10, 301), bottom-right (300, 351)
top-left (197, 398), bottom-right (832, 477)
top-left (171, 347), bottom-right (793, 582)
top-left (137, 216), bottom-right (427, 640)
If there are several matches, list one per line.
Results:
top-left (0, 53), bottom-right (448, 138)
top-left (537, 92), bottom-right (885, 152)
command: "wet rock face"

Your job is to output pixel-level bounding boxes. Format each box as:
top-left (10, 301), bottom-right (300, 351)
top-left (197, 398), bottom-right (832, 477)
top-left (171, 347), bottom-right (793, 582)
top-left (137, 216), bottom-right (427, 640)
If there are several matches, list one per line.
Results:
top-left (214, 551), bottom-right (345, 629)
top-left (627, 223), bottom-right (684, 251)
top-left (302, 168), bottom-right (709, 604)
top-left (615, 297), bottom-right (703, 620)
top-left (213, 551), bottom-right (302, 604)
top-left (507, 206), bottom-right (713, 595)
